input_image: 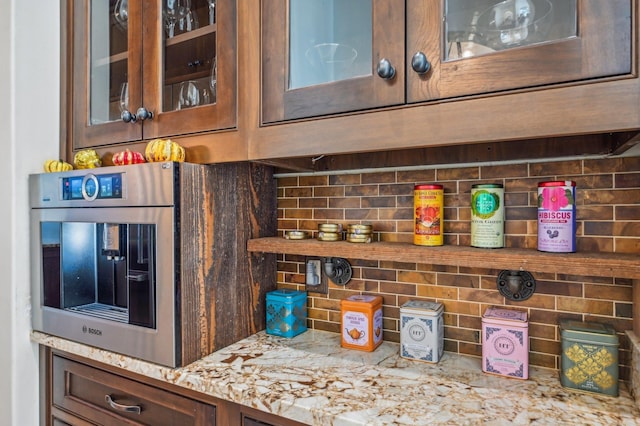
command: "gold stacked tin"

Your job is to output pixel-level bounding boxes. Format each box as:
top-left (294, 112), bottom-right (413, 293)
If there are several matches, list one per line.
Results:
top-left (284, 230), bottom-right (311, 240)
top-left (346, 223), bottom-right (373, 243)
top-left (317, 223), bottom-right (343, 241)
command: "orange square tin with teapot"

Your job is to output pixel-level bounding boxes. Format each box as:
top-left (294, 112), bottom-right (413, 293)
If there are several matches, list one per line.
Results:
top-left (341, 295), bottom-right (383, 352)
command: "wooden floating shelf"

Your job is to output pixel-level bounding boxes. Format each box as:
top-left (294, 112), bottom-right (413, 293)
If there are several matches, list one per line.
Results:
top-left (247, 237), bottom-right (640, 280)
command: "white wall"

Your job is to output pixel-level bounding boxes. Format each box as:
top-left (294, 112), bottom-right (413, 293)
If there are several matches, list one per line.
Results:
top-left (0, 1), bottom-right (60, 425)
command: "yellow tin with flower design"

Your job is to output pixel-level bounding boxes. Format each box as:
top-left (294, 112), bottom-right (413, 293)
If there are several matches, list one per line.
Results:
top-left (537, 181), bottom-right (576, 253)
top-left (559, 319), bottom-right (619, 396)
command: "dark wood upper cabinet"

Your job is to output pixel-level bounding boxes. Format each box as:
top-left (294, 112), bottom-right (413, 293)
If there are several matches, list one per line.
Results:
top-left (261, 0), bottom-right (632, 124)
top-left (70, 0), bottom-right (237, 150)
top-left (60, 1), bottom-right (638, 167)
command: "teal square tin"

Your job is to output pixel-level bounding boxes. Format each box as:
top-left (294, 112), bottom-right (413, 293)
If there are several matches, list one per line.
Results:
top-left (266, 290), bottom-right (307, 338)
top-left (559, 319), bottom-right (619, 396)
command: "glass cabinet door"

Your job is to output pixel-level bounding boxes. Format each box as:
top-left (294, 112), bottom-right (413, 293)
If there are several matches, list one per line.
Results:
top-left (288, 1), bottom-right (372, 89)
top-left (71, 0), bottom-right (237, 150)
top-left (89, 0), bottom-right (132, 125)
top-left (160, 0), bottom-right (218, 113)
top-left (407, 0), bottom-right (632, 102)
top-left (73, 1), bottom-right (143, 148)
top-left (141, 0), bottom-right (236, 140)
top-left (262, 0), bottom-right (405, 124)
top-left (443, 0), bottom-right (577, 61)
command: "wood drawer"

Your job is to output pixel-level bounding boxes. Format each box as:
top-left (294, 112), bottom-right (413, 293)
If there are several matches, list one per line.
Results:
top-left (52, 354), bottom-right (216, 425)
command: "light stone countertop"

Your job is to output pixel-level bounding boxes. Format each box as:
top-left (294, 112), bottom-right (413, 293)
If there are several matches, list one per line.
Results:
top-left (33, 330), bottom-right (640, 426)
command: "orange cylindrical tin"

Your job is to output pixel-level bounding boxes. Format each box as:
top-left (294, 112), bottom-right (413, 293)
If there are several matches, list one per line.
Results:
top-left (341, 295), bottom-right (383, 352)
top-left (414, 184), bottom-right (444, 246)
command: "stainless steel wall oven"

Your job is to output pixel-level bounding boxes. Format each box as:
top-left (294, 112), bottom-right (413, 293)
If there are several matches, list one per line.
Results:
top-left (31, 162), bottom-right (188, 366)
top-left (30, 161), bottom-right (277, 367)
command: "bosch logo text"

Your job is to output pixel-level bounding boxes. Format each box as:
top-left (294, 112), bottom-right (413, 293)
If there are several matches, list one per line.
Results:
top-left (82, 325), bottom-right (103, 336)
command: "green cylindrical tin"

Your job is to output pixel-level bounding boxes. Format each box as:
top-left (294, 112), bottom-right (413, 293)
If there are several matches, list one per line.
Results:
top-left (471, 183), bottom-right (504, 248)
top-left (559, 319), bottom-right (619, 396)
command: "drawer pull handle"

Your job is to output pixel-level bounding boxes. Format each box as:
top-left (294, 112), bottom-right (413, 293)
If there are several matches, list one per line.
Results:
top-left (105, 394), bottom-right (142, 414)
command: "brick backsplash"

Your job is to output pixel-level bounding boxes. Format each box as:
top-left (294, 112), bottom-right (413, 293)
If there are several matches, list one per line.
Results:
top-left (275, 156), bottom-right (640, 381)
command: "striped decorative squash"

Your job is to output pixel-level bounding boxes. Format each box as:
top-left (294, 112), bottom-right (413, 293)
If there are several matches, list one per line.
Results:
top-left (145, 139), bottom-right (185, 162)
top-left (112, 149), bottom-right (146, 165)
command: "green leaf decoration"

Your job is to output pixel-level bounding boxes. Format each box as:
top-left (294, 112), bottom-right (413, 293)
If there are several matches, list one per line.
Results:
top-left (565, 189), bottom-right (575, 206)
top-left (471, 190), bottom-right (500, 219)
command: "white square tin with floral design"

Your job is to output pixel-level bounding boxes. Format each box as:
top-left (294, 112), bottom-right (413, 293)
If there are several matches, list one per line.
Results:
top-left (400, 301), bottom-right (444, 363)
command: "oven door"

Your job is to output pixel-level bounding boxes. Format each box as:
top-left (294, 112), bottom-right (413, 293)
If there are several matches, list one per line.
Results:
top-left (30, 205), bottom-right (179, 367)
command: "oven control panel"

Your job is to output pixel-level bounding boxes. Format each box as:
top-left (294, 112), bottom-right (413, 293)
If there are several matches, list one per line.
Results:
top-left (62, 173), bottom-right (123, 201)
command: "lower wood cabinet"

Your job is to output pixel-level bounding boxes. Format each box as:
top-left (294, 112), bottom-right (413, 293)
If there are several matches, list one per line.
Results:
top-left (50, 353), bottom-right (216, 425)
top-left (43, 347), bottom-right (305, 426)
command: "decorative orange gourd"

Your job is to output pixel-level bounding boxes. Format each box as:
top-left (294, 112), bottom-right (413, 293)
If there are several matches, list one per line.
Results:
top-left (112, 149), bottom-right (146, 165)
top-left (145, 138), bottom-right (185, 162)
top-left (74, 149), bottom-right (102, 169)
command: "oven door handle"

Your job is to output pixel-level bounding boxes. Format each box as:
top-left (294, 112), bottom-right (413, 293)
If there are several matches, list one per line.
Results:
top-left (105, 394), bottom-right (142, 414)
top-left (126, 273), bottom-right (148, 282)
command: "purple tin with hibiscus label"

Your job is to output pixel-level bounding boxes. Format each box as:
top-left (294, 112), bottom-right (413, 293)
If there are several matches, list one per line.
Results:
top-left (537, 181), bottom-right (576, 252)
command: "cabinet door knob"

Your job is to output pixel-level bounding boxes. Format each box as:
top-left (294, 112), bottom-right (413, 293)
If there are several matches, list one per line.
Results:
top-left (376, 58), bottom-right (396, 80)
top-left (120, 110), bottom-right (137, 123)
top-left (411, 52), bottom-right (431, 75)
top-left (136, 107), bottom-right (154, 121)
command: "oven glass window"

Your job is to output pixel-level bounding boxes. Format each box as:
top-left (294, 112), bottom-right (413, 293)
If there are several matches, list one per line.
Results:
top-left (40, 221), bottom-right (157, 328)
